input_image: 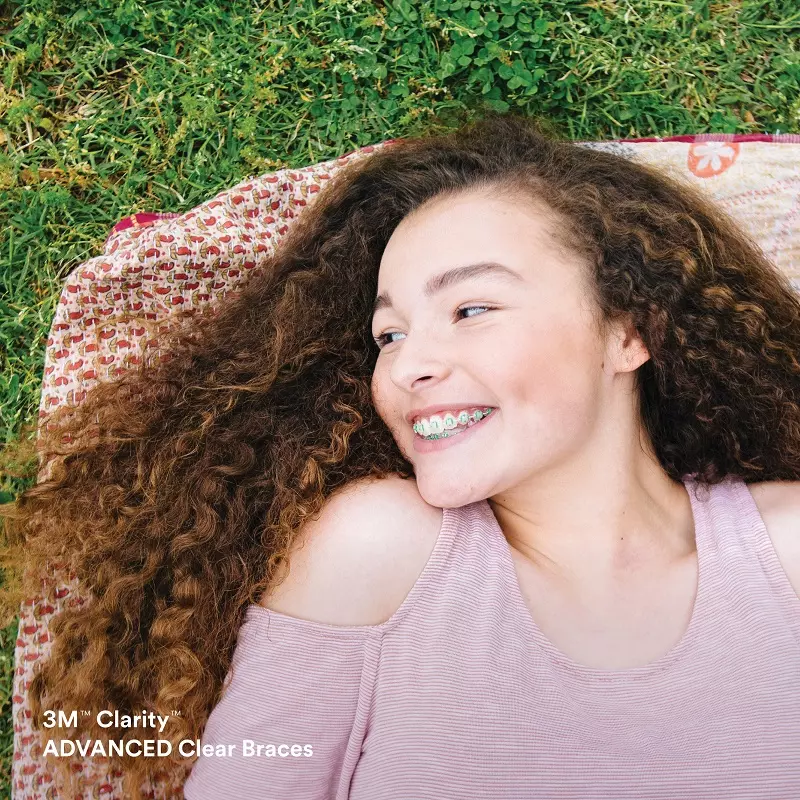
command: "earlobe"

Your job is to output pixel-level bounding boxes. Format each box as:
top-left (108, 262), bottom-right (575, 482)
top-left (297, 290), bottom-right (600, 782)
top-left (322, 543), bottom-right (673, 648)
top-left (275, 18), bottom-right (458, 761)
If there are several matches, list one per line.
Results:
top-left (622, 332), bottom-right (651, 371)
top-left (625, 320), bottom-right (650, 361)
top-left (614, 318), bottom-right (651, 373)
top-left (628, 340), bottom-right (651, 371)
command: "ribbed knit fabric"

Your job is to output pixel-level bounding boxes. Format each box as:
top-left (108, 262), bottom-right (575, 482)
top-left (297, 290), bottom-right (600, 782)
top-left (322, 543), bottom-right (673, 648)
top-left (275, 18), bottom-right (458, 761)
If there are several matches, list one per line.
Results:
top-left (183, 475), bottom-right (800, 799)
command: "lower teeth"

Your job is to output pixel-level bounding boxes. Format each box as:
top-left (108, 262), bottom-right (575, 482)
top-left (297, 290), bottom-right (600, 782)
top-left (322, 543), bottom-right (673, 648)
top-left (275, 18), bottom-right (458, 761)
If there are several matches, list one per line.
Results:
top-left (423, 427), bottom-right (467, 441)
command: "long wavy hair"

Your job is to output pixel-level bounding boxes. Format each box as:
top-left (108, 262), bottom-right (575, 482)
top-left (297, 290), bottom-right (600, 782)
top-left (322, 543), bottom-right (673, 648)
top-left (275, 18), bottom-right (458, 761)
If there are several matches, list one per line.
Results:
top-left (3, 111), bottom-right (800, 795)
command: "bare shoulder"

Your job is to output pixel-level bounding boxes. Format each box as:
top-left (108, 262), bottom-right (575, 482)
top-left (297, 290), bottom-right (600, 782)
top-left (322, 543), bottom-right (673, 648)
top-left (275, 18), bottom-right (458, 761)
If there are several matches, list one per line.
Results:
top-left (259, 474), bottom-right (444, 626)
top-left (748, 480), bottom-right (800, 599)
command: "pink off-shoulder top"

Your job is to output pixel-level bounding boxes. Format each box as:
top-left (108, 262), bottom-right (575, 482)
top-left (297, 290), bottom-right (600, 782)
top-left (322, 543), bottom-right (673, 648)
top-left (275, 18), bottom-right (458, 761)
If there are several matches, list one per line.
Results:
top-left (184, 475), bottom-right (800, 799)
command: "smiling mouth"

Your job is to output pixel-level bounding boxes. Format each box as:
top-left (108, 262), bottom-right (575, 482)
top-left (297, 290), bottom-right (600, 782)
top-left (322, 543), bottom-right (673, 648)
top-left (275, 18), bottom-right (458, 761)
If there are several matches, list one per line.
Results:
top-left (413, 408), bottom-right (496, 440)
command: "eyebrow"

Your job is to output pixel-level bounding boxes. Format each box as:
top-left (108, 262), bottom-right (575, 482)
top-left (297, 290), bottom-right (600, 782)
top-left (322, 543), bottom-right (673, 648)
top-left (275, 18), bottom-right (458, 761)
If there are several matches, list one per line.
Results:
top-left (372, 261), bottom-right (524, 316)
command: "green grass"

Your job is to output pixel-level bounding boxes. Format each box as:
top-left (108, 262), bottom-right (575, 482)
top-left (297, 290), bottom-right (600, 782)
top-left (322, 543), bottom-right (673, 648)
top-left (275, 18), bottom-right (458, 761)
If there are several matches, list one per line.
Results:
top-left (1, 0), bottom-right (799, 793)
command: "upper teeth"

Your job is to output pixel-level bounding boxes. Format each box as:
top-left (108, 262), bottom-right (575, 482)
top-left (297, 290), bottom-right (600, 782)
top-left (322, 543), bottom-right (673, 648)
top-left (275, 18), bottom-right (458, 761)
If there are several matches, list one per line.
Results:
top-left (413, 407), bottom-right (494, 436)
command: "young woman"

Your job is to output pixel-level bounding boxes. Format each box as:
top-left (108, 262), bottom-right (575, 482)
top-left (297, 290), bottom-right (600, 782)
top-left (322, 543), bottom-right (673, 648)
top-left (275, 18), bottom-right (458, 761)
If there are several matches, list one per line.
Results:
top-left (7, 113), bottom-right (800, 798)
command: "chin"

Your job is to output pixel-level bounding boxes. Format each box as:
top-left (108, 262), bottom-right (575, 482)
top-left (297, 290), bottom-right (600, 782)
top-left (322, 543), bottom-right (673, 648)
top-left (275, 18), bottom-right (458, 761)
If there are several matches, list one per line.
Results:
top-left (412, 475), bottom-right (480, 510)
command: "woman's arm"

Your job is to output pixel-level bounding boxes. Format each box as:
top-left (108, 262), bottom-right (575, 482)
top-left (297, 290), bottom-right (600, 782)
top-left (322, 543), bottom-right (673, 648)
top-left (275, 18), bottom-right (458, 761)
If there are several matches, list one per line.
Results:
top-left (183, 474), bottom-right (443, 799)
top-left (182, 607), bottom-right (372, 800)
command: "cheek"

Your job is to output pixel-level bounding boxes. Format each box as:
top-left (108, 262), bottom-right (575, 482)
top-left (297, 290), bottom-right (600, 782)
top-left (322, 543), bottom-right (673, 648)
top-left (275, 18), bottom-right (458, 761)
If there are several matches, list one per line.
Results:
top-left (370, 370), bottom-right (384, 409)
top-left (370, 369), bottom-right (394, 423)
top-left (498, 323), bottom-right (603, 419)
top-left (371, 372), bottom-right (412, 449)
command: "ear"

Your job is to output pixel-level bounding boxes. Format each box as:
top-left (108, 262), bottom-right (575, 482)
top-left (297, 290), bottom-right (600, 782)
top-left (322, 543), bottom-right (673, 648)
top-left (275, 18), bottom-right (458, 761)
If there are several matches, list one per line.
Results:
top-left (608, 314), bottom-right (650, 374)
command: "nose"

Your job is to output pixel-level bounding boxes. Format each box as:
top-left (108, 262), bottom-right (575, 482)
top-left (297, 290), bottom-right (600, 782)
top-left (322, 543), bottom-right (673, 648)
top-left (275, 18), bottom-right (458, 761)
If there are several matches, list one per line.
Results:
top-left (388, 329), bottom-right (453, 392)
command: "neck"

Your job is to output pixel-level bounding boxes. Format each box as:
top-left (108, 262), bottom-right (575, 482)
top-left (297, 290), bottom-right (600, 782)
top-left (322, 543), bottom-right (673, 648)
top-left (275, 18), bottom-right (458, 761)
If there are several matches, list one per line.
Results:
top-left (487, 444), bottom-right (695, 589)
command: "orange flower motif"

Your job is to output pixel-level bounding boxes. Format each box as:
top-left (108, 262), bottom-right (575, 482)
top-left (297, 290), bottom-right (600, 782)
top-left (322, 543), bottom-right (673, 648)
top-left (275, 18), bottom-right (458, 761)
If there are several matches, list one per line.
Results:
top-left (688, 141), bottom-right (740, 178)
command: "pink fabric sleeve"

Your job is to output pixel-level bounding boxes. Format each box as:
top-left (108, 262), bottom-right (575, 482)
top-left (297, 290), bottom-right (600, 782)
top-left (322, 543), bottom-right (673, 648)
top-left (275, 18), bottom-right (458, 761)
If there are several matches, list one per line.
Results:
top-left (182, 606), bottom-right (375, 800)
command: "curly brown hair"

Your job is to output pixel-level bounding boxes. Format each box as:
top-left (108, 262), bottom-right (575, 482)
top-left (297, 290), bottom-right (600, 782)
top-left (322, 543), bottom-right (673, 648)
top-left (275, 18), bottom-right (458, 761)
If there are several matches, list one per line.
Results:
top-left (3, 111), bottom-right (800, 796)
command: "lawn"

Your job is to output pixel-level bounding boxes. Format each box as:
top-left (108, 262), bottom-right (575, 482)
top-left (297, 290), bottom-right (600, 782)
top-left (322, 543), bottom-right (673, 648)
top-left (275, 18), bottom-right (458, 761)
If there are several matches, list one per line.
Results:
top-left (1, 0), bottom-right (799, 794)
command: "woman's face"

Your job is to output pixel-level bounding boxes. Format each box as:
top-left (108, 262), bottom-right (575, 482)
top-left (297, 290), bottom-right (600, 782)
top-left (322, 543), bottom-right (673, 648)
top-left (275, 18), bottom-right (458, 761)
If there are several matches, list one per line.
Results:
top-left (370, 189), bottom-right (645, 510)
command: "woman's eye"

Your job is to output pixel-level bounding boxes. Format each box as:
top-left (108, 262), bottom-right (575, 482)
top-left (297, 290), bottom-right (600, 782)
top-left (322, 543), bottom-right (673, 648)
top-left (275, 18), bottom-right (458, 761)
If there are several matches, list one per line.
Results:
top-left (458, 304), bottom-right (491, 319)
top-left (372, 305), bottom-right (493, 349)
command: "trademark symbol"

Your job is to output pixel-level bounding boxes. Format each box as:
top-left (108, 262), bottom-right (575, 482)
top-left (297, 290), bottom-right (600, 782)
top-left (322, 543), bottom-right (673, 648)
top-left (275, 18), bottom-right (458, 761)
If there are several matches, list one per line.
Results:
top-left (171, 710), bottom-right (181, 716)
top-left (81, 710), bottom-right (91, 717)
